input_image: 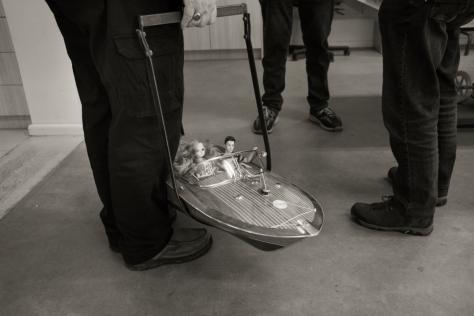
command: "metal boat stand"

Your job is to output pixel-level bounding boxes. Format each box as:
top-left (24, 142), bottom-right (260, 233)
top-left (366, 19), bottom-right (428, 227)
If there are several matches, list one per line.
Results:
top-left (136, 4), bottom-right (273, 214)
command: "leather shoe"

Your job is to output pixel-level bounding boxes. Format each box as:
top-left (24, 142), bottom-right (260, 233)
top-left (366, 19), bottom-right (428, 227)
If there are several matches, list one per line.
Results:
top-left (126, 228), bottom-right (212, 271)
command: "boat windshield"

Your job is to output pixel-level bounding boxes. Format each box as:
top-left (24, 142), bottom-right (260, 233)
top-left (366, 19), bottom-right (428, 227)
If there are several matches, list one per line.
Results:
top-left (182, 150), bottom-right (259, 188)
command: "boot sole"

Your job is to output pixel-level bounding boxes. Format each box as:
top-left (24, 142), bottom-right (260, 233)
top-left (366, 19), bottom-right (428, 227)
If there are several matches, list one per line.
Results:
top-left (309, 114), bottom-right (343, 132)
top-left (353, 217), bottom-right (433, 236)
top-left (127, 236), bottom-right (213, 271)
top-left (252, 116), bottom-right (279, 134)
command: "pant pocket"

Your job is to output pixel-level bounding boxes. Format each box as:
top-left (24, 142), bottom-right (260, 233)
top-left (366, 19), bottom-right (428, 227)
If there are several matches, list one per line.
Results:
top-left (113, 27), bottom-right (183, 118)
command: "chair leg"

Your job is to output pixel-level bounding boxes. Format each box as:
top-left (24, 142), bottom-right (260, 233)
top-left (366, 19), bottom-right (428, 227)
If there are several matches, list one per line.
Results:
top-left (466, 32), bottom-right (472, 56)
top-left (329, 45), bottom-right (350, 56)
top-left (461, 30), bottom-right (472, 56)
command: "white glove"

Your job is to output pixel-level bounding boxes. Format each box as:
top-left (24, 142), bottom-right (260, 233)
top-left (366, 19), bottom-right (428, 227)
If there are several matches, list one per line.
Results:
top-left (181, 0), bottom-right (217, 28)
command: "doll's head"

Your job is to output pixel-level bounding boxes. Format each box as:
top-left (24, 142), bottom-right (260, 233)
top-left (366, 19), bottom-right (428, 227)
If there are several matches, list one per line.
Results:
top-left (173, 139), bottom-right (220, 176)
top-left (224, 136), bottom-right (236, 154)
top-left (191, 141), bottom-right (206, 162)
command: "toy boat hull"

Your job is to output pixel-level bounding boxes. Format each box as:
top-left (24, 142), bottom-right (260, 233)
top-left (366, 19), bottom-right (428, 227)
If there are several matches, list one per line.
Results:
top-left (167, 167), bottom-right (323, 251)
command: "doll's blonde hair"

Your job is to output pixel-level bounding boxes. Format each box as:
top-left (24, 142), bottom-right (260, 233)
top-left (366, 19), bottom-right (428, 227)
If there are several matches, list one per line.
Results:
top-left (173, 139), bottom-right (219, 176)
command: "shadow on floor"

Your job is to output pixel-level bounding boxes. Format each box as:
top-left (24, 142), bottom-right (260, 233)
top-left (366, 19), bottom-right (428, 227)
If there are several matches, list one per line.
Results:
top-left (1, 93), bottom-right (474, 315)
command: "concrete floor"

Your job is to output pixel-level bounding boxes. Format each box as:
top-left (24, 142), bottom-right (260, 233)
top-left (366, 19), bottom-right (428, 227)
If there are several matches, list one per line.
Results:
top-left (0, 133), bottom-right (83, 219)
top-left (1, 51), bottom-right (474, 315)
top-left (0, 130), bottom-right (29, 157)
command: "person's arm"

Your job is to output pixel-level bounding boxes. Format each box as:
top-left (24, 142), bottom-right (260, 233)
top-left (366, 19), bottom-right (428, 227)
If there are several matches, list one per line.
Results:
top-left (181, 0), bottom-right (217, 28)
top-left (242, 147), bottom-right (258, 163)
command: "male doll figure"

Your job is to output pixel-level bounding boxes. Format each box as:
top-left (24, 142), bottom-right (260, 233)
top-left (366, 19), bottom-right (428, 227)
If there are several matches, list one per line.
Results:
top-left (223, 136), bottom-right (257, 163)
top-left (351, 0), bottom-right (474, 235)
top-left (224, 136), bottom-right (237, 154)
top-left (252, 0), bottom-right (343, 134)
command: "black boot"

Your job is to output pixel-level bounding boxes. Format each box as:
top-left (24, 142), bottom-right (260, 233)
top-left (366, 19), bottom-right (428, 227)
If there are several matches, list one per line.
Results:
top-left (351, 196), bottom-right (434, 236)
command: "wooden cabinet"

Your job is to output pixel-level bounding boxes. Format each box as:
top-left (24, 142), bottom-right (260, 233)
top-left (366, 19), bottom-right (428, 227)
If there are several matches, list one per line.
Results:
top-left (183, 24), bottom-right (211, 51)
top-left (0, 0), bottom-right (30, 128)
top-left (183, 0), bottom-right (262, 54)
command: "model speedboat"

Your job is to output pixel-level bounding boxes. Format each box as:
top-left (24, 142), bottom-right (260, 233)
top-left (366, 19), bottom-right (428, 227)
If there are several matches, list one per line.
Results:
top-left (137, 4), bottom-right (324, 250)
top-left (167, 143), bottom-right (324, 250)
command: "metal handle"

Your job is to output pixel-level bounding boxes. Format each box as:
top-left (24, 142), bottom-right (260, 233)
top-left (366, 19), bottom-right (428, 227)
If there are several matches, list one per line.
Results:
top-left (139, 4), bottom-right (248, 29)
top-left (137, 2), bottom-right (272, 173)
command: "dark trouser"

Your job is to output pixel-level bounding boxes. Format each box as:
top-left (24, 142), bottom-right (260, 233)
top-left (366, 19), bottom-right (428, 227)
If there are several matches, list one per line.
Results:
top-left (380, 0), bottom-right (474, 217)
top-left (259, 0), bottom-right (334, 113)
top-left (45, 0), bottom-right (184, 265)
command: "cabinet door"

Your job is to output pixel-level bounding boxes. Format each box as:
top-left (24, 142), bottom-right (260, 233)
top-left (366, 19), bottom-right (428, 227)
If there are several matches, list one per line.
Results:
top-left (183, 26), bottom-right (211, 51)
top-left (0, 10), bottom-right (30, 128)
top-left (209, 0), bottom-right (262, 50)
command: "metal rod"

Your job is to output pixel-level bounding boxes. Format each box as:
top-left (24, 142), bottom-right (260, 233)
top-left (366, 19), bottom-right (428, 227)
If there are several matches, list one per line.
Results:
top-left (136, 4), bottom-right (272, 217)
top-left (243, 13), bottom-right (272, 171)
top-left (136, 29), bottom-right (189, 215)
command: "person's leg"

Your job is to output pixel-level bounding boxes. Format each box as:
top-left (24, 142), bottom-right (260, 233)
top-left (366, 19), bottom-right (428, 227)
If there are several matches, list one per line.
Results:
top-left (46, 0), bottom-right (211, 267)
top-left (382, 0), bottom-right (448, 216)
top-left (95, 18), bottom-right (186, 265)
top-left (437, 2), bottom-right (474, 197)
top-left (436, 27), bottom-right (461, 201)
top-left (259, 0), bottom-right (293, 113)
top-left (387, 3), bottom-right (474, 205)
top-left (298, 0), bottom-right (342, 132)
top-left (252, 0), bottom-right (294, 134)
top-left (44, 0), bottom-right (122, 249)
top-left (298, 0), bottom-right (333, 112)
top-left (351, 0), bottom-right (450, 235)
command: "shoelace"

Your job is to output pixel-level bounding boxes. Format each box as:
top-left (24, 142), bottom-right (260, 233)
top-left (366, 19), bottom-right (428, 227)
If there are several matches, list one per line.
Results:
top-left (321, 108), bottom-right (337, 118)
top-left (263, 107), bottom-right (277, 121)
top-left (380, 195), bottom-right (399, 212)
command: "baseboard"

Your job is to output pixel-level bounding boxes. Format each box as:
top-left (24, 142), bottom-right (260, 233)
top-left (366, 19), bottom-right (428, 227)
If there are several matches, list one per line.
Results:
top-left (0, 115), bottom-right (30, 129)
top-left (28, 124), bottom-right (83, 136)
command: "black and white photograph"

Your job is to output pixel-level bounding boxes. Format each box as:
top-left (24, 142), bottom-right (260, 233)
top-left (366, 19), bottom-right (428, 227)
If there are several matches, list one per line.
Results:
top-left (1, 0), bottom-right (473, 315)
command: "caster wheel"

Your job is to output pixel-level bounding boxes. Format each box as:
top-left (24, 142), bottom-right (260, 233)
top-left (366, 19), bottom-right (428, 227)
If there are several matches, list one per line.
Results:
top-left (455, 70), bottom-right (473, 103)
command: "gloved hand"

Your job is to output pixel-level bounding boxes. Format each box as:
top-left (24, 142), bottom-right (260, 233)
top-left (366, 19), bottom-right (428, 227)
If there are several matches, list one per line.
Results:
top-left (181, 0), bottom-right (217, 28)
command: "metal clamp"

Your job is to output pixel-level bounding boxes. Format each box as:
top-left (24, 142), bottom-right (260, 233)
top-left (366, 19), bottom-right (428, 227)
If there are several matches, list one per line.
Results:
top-left (136, 3), bottom-right (272, 216)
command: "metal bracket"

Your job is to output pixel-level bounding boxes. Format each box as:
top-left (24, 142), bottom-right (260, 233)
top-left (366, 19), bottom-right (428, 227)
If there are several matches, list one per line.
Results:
top-left (137, 3), bottom-right (272, 178)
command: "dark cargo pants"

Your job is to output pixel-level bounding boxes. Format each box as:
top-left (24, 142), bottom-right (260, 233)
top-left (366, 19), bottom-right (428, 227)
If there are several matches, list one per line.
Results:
top-left (45, 0), bottom-right (184, 265)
